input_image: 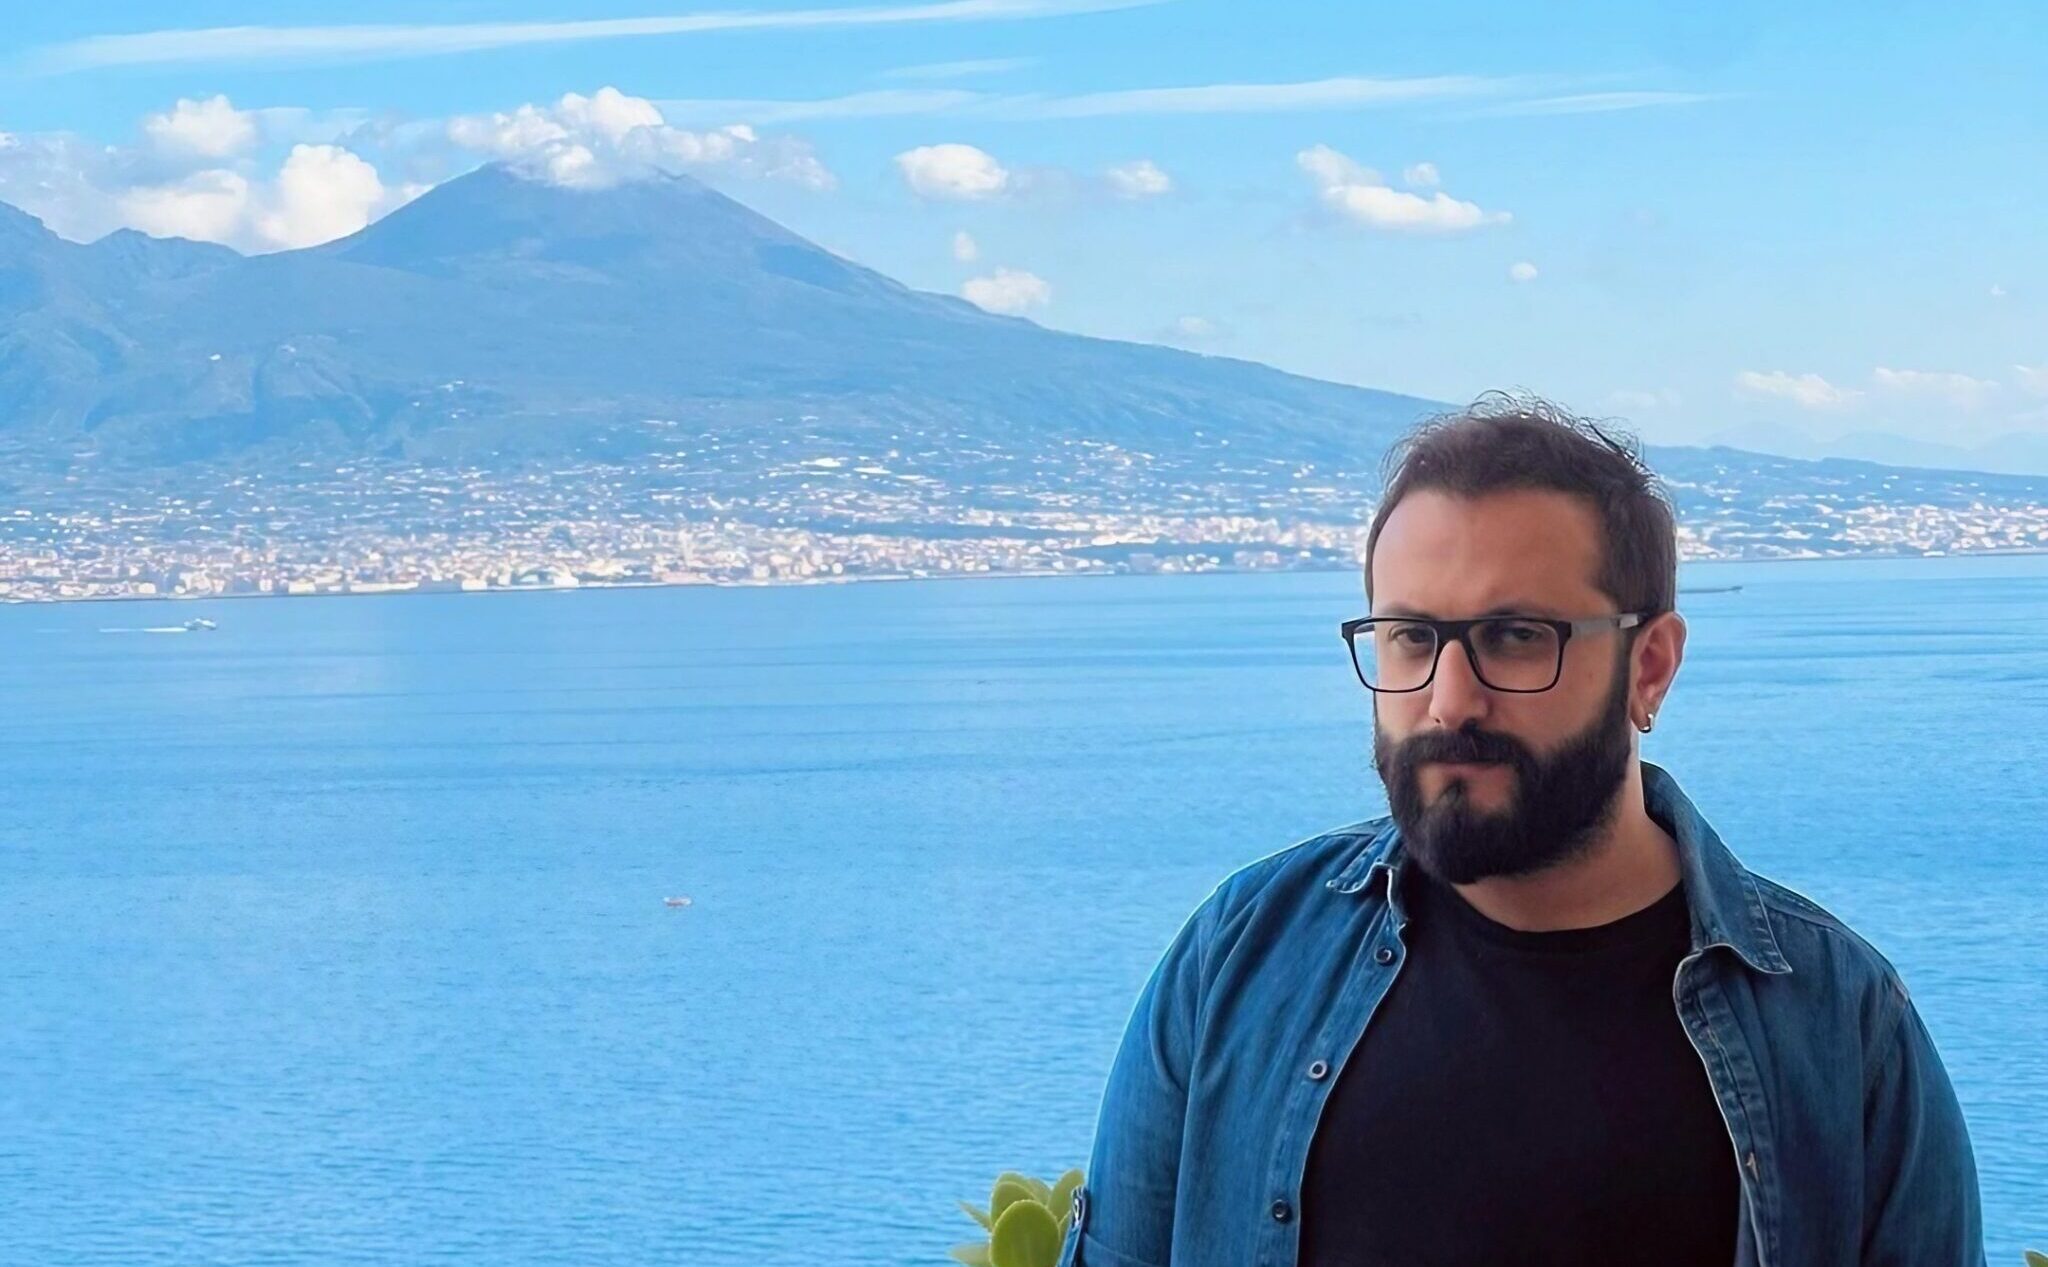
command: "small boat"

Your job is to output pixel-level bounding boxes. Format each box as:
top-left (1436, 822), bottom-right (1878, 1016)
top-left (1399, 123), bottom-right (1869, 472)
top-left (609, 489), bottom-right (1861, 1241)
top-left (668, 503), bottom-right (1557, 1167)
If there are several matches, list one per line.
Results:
top-left (182, 617), bottom-right (218, 631)
top-left (1677, 585), bottom-right (1743, 595)
top-left (663, 896), bottom-right (693, 908)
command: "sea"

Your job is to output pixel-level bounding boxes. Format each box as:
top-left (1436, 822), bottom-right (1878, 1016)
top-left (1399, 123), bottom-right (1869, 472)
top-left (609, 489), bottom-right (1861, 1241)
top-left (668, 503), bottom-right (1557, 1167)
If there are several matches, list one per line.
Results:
top-left (3, 555), bottom-right (2044, 1265)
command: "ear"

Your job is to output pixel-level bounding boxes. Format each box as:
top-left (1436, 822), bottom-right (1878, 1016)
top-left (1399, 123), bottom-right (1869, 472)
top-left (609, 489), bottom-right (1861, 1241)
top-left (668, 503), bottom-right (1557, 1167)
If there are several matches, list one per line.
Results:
top-left (1632, 611), bottom-right (1686, 718)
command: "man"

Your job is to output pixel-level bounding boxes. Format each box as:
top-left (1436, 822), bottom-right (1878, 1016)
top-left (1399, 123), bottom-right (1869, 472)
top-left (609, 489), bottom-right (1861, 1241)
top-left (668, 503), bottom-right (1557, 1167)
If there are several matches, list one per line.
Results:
top-left (1057, 395), bottom-right (1984, 1267)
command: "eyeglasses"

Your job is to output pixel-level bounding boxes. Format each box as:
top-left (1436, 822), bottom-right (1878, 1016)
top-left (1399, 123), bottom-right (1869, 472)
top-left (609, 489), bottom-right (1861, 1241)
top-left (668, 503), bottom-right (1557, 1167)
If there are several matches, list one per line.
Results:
top-left (1339, 612), bottom-right (1648, 694)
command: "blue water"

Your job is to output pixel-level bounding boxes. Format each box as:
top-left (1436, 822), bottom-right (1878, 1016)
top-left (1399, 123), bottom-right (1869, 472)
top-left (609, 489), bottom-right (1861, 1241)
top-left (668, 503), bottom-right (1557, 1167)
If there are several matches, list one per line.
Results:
top-left (3, 557), bottom-right (2044, 1265)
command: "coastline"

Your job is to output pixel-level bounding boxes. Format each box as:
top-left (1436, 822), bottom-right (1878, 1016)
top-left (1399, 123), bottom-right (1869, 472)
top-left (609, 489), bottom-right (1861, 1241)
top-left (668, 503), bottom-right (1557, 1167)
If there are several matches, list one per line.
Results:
top-left (8, 544), bottom-right (2048, 606)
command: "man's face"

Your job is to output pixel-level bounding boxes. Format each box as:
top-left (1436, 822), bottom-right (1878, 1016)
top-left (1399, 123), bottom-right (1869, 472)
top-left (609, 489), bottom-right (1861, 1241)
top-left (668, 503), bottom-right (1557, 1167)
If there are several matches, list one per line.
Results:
top-left (1367, 488), bottom-right (1639, 886)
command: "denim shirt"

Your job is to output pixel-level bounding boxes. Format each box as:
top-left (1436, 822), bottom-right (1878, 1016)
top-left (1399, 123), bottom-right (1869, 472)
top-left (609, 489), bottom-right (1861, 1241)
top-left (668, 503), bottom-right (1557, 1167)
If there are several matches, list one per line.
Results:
top-left (1058, 760), bottom-right (1984, 1267)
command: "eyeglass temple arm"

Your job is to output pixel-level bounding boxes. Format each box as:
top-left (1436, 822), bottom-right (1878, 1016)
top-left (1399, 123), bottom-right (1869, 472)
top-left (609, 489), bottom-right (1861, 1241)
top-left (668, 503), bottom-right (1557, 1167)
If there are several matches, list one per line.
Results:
top-left (1565, 612), bottom-right (1647, 633)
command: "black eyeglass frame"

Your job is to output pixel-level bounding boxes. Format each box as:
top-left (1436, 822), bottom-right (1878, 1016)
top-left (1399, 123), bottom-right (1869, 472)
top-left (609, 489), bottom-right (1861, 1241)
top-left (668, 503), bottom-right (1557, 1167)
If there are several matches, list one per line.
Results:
top-left (1338, 612), bottom-right (1649, 694)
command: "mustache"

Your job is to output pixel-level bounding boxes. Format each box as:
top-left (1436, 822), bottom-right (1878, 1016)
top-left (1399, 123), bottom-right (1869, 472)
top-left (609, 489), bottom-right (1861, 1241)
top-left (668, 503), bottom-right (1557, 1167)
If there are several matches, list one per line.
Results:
top-left (1395, 727), bottom-right (1530, 768)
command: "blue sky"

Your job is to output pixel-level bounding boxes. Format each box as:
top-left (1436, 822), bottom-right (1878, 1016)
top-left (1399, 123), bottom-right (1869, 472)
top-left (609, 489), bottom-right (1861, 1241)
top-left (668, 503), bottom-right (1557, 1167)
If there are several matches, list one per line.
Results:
top-left (1, 1), bottom-right (2042, 456)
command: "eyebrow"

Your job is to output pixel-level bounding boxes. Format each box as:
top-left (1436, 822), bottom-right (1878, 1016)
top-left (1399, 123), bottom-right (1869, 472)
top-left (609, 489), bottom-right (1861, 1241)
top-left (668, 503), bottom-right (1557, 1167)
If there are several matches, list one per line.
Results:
top-left (1373, 603), bottom-right (1568, 619)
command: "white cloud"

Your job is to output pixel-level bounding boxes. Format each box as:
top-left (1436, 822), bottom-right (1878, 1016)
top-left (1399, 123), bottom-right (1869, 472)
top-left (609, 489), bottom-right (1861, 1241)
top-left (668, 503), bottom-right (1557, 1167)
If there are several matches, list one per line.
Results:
top-left (449, 104), bottom-right (568, 157)
top-left (1872, 366), bottom-right (1997, 408)
top-left (556, 84), bottom-right (665, 141)
top-left (961, 266), bottom-right (1050, 314)
top-left (895, 142), bottom-right (1009, 199)
top-left (882, 56), bottom-right (1037, 80)
top-left (664, 73), bottom-right (1524, 124)
top-left (0, 129), bottom-right (137, 241)
top-left (119, 168), bottom-right (255, 243)
top-left (951, 229), bottom-right (979, 262)
top-left (256, 143), bottom-right (385, 248)
top-left (1402, 161), bottom-right (1439, 188)
top-left (142, 94), bottom-right (258, 157)
top-left (30, 1), bottom-right (1165, 72)
top-left (661, 88), bottom-right (981, 125)
top-left (115, 143), bottom-right (397, 250)
top-left (1458, 91), bottom-right (1721, 118)
top-left (1508, 260), bottom-right (1538, 283)
top-left (1296, 144), bottom-right (1508, 233)
top-left (1324, 184), bottom-right (1505, 232)
top-left (1296, 144), bottom-right (1378, 189)
top-left (1990, 283), bottom-right (2008, 298)
top-left (448, 86), bottom-right (834, 189)
top-left (4, 85), bottom-right (832, 252)
top-left (1018, 74), bottom-right (1510, 119)
top-left (1734, 370), bottom-right (1861, 410)
top-left (1104, 158), bottom-right (1171, 198)
top-left (2014, 365), bottom-right (2048, 397)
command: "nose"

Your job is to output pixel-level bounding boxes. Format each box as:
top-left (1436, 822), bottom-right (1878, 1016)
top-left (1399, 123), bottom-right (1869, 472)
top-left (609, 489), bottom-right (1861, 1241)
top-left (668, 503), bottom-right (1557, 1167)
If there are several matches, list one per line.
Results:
top-left (1427, 635), bottom-right (1492, 732)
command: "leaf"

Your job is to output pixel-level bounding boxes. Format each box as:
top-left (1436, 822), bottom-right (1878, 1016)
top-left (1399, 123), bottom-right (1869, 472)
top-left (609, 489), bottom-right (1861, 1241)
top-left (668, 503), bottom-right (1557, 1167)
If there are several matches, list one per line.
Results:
top-left (2022, 1250), bottom-right (2047, 1267)
top-left (948, 1243), bottom-right (993, 1266)
top-left (1049, 1170), bottom-right (1083, 1223)
top-left (989, 1177), bottom-right (1036, 1223)
top-left (989, 1198), bottom-right (1063, 1267)
top-left (958, 1199), bottom-right (992, 1232)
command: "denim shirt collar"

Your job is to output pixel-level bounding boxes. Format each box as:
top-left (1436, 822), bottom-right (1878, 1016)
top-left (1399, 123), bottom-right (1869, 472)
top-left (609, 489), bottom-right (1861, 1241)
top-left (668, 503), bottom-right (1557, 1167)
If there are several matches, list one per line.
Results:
top-left (1323, 759), bottom-right (1793, 976)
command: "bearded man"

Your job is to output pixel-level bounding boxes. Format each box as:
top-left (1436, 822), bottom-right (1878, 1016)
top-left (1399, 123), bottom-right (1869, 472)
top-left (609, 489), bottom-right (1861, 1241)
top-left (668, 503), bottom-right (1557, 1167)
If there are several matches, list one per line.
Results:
top-left (1057, 394), bottom-right (1984, 1267)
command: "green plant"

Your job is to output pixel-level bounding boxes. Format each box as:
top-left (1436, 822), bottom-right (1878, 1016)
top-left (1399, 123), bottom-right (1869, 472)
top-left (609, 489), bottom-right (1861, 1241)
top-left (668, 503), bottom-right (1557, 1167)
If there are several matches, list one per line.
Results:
top-left (950, 1168), bottom-right (1085, 1267)
top-left (950, 1179), bottom-right (2045, 1266)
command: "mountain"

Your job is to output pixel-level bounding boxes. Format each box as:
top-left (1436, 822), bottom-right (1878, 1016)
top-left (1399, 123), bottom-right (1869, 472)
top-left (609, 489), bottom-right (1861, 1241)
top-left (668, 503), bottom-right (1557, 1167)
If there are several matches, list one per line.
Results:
top-left (0, 164), bottom-right (1437, 469)
top-left (1702, 422), bottom-right (2048, 479)
top-left (7, 168), bottom-right (2048, 599)
top-left (7, 162), bottom-right (2047, 553)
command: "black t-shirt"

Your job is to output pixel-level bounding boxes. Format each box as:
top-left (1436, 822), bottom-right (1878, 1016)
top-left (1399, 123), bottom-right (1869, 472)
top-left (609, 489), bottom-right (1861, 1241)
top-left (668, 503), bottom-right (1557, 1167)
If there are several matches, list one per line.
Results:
top-left (1296, 854), bottom-right (1741, 1267)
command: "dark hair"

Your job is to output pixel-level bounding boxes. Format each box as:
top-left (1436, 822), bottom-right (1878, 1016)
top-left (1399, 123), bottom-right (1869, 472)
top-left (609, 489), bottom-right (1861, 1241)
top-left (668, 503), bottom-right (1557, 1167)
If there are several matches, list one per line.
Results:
top-left (1363, 391), bottom-right (1678, 622)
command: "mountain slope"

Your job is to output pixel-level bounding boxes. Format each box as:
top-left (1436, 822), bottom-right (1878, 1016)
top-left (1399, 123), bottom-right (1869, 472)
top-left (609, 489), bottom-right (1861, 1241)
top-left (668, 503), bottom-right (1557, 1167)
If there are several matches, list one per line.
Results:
top-left (0, 164), bottom-right (1437, 468)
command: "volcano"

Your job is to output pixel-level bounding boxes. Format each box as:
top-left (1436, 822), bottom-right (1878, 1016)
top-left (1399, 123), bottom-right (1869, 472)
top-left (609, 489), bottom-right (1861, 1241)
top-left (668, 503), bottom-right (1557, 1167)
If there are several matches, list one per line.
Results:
top-left (0, 164), bottom-right (1435, 468)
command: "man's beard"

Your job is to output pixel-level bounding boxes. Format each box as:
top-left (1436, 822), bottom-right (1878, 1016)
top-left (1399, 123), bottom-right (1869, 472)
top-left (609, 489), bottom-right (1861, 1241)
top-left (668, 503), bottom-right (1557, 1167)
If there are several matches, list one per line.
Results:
top-left (1372, 656), bottom-right (1635, 886)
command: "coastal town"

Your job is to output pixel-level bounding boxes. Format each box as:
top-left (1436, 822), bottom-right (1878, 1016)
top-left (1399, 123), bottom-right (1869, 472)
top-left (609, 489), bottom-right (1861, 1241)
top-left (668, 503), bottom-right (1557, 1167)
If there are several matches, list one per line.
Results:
top-left (6, 442), bottom-right (2047, 602)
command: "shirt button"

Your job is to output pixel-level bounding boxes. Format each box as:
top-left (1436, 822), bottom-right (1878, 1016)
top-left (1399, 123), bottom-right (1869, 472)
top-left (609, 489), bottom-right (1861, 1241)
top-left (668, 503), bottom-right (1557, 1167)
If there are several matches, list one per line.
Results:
top-left (1307, 1060), bottom-right (1329, 1080)
top-left (1375, 946), bottom-right (1397, 965)
top-left (1271, 1198), bottom-right (1293, 1223)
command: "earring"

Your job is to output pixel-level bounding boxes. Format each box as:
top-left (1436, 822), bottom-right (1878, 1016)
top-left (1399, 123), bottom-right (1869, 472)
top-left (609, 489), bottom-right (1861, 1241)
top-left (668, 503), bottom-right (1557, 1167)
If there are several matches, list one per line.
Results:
top-left (1638, 711), bottom-right (1656, 734)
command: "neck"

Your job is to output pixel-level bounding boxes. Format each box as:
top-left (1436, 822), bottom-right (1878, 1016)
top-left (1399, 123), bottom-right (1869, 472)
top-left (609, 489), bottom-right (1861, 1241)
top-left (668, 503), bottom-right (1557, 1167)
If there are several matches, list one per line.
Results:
top-left (1445, 762), bottom-right (1681, 932)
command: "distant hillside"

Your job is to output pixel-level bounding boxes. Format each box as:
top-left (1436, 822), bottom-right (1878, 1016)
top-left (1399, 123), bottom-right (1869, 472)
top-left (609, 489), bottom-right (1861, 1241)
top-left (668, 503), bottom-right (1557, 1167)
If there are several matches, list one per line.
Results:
top-left (0, 163), bottom-right (1437, 470)
top-left (6, 161), bottom-right (2047, 602)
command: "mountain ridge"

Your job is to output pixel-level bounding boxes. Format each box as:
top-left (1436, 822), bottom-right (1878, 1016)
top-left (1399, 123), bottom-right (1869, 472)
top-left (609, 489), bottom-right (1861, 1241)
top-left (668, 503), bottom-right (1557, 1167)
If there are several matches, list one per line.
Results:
top-left (5, 166), bottom-right (2039, 485)
top-left (5, 169), bottom-right (2047, 600)
top-left (0, 163), bottom-right (1445, 471)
